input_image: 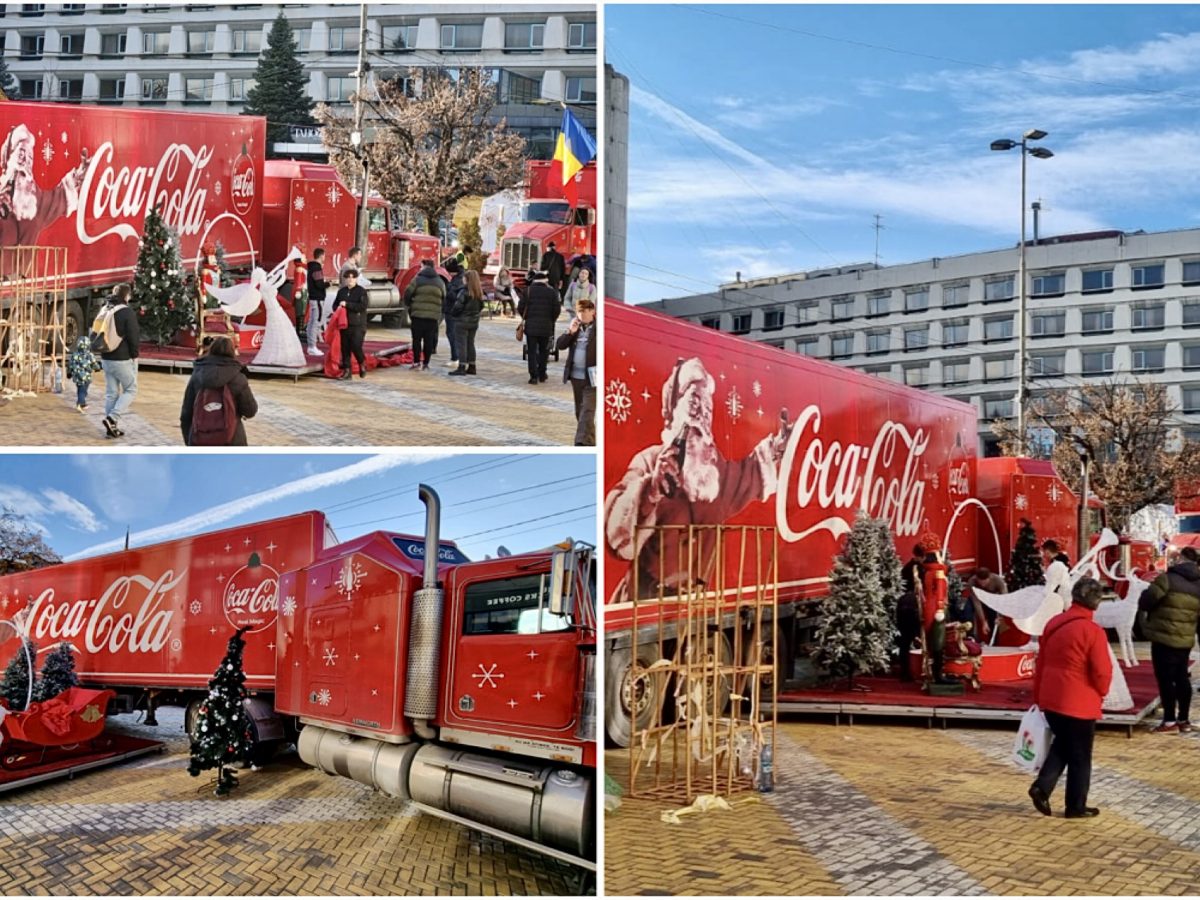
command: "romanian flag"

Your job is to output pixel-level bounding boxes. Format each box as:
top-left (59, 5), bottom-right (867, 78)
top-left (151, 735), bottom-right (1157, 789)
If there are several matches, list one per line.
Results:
top-left (552, 108), bottom-right (596, 187)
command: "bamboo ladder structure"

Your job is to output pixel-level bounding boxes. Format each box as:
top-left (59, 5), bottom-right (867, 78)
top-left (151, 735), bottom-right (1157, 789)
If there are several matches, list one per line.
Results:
top-left (0, 246), bottom-right (68, 396)
top-left (626, 523), bottom-right (779, 805)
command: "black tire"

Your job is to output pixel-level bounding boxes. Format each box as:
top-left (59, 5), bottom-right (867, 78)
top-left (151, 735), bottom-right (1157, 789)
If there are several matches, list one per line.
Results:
top-left (64, 300), bottom-right (85, 351)
top-left (674, 633), bottom-right (732, 720)
top-left (605, 644), bottom-right (663, 748)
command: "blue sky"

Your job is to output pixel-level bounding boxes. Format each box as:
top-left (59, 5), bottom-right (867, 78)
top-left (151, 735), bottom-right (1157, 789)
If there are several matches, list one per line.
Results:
top-left (0, 453), bottom-right (595, 563)
top-left (607, 4), bottom-right (1200, 302)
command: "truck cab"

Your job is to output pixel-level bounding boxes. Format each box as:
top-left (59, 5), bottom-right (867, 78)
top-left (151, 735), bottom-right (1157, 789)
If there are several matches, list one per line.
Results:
top-left (496, 161), bottom-right (597, 286)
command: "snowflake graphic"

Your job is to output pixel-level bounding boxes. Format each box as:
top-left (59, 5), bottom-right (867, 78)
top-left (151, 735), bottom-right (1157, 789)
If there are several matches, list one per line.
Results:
top-left (326, 185), bottom-right (342, 207)
top-left (323, 647), bottom-right (339, 667)
top-left (1015, 493), bottom-right (1029, 511)
top-left (60, 131), bottom-right (67, 144)
top-left (931, 473), bottom-right (940, 490)
top-left (1048, 483), bottom-right (1064, 504)
top-left (315, 688), bottom-right (332, 707)
top-left (293, 196), bottom-right (306, 212)
top-left (606, 379), bottom-right (632, 424)
top-left (752, 380), bottom-right (762, 398)
top-left (334, 558), bottom-right (367, 598)
top-left (189, 600), bottom-right (202, 616)
top-left (726, 386), bottom-right (743, 422)
top-left (280, 595), bottom-right (297, 617)
top-left (318, 233), bottom-right (328, 246)
top-left (472, 663), bottom-right (505, 689)
top-left (41, 139), bottom-right (54, 164)
top-left (214, 180), bottom-right (223, 196)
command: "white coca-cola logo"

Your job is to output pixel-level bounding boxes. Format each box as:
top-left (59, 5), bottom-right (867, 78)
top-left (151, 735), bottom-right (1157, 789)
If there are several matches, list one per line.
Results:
top-left (231, 155), bottom-right (255, 216)
top-left (223, 562), bottom-right (279, 633)
top-left (251, 330), bottom-right (264, 349)
top-left (22, 570), bottom-right (184, 655)
top-left (948, 463), bottom-right (971, 497)
top-left (1017, 653), bottom-right (1036, 678)
top-left (775, 404), bottom-right (929, 544)
top-left (75, 141), bottom-right (214, 246)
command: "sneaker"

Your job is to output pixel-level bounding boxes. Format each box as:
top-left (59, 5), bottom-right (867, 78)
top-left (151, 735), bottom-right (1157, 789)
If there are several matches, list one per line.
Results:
top-left (528, 377), bottom-right (538, 385)
top-left (447, 359), bottom-right (459, 368)
top-left (102, 415), bottom-right (119, 438)
top-left (75, 403), bottom-right (86, 413)
top-left (1179, 721), bottom-right (1194, 733)
top-left (1152, 722), bottom-right (1179, 733)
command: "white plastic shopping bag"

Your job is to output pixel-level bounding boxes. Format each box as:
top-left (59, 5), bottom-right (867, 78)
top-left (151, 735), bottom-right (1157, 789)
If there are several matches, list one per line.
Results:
top-left (1012, 704), bottom-right (1050, 772)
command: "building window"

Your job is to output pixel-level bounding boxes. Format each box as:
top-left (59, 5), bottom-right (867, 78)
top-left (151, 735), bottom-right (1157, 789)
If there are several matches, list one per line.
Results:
top-left (19, 78), bottom-right (44, 99)
top-left (904, 326), bottom-right (929, 351)
top-left (984, 316), bottom-right (1013, 343)
top-left (763, 308), bottom-right (785, 331)
top-left (100, 32), bottom-right (126, 56)
top-left (381, 24), bottom-right (417, 52)
top-left (565, 76), bottom-right (596, 103)
top-left (99, 78), bottom-right (125, 102)
top-left (984, 397), bottom-right (1014, 419)
top-left (1031, 353), bottom-right (1065, 377)
top-left (830, 333), bottom-right (854, 359)
top-left (700, 317), bottom-right (720, 330)
top-left (1132, 346), bottom-right (1166, 373)
top-left (943, 318), bottom-right (969, 347)
top-left (1132, 303), bottom-right (1165, 331)
top-left (728, 313), bottom-right (750, 334)
top-left (20, 3), bottom-right (44, 14)
top-left (904, 365), bottom-right (929, 387)
top-left (185, 77), bottom-right (214, 103)
top-left (904, 287), bottom-right (929, 313)
top-left (326, 77), bottom-right (355, 103)
top-left (19, 34), bottom-right (43, 59)
top-left (942, 283), bottom-right (969, 308)
top-left (62, 2), bottom-right (86, 11)
top-left (1184, 388), bottom-right (1200, 414)
top-left (831, 296), bottom-right (854, 321)
top-left (1081, 308), bottom-right (1114, 334)
top-left (984, 356), bottom-right (1014, 383)
top-left (1031, 311), bottom-right (1065, 338)
top-left (504, 22), bottom-right (545, 50)
top-left (327, 25), bottom-right (358, 53)
top-left (1081, 349), bottom-right (1114, 376)
top-left (100, 4), bottom-right (127, 12)
top-left (290, 27), bottom-right (311, 52)
top-left (1031, 272), bottom-right (1065, 297)
top-left (1132, 262), bottom-right (1165, 289)
top-left (942, 360), bottom-right (969, 386)
top-left (1081, 267), bottom-right (1114, 293)
top-left (865, 365), bottom-right (891, 380)
top-left (231, 28), bottom-right (262, 54)
top-left (866, 330), bottom-right (889, 355)
top-left (56, 78), bottom-right (83, 101)
top-left (1184, 261), bottom-right (1200, 286)
top-left (229, 77), bottom-right (255, 101)
top-left (795, 301), bottom-right (819, 326)
top-left (1184, 345), bottom-right (1200, 370)
top-left (441, 22), bottom-right (484, 50)
top-left (984, 276), bottom-right (1014, 303)
top-left (142, 30), bottom-right (170, 54)
top-left (140, 77), bottom-right (168, 101)
top-left (568, 21), bottom-right (596, 49)
top-left (866, 291), bottom-right (890, 317)
top-left (187, 29), bottom-right (215, 54)
top-left (59, 32), bottom-right (83, 57)
top-left (500, 70), bottom-right (541, 104)
top-left (796, 338), bottom-right (818, 357)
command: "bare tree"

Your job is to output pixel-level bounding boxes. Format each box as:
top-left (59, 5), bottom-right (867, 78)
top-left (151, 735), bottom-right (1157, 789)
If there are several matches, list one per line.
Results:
top-left (317, 68), bottom-right (527, 237)
top-left (0, 508), bottom-right (61, 575)
top-left (992, 379), bottom-right (1200, 531)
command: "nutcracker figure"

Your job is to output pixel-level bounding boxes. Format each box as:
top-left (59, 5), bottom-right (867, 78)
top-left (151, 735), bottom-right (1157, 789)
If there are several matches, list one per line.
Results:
top-left (292, 252), bottom-right (309, 345)
top-left (919, 540), bottom-right (953, 686)
top-left (197, 242), bottom-right (232, 344)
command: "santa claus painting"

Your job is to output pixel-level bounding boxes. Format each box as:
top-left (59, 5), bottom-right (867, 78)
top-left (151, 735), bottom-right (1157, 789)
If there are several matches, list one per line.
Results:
top-left (604, 356), bottom-right (792, 602)
top-left (0, 123), bottom-right (88, 246)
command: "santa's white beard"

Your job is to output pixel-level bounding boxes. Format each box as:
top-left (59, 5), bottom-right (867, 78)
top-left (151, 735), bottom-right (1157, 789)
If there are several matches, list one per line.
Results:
top-left (11, 174), bottom-right (37, 221)
top-left (681, 428), bottom-right (721, 503)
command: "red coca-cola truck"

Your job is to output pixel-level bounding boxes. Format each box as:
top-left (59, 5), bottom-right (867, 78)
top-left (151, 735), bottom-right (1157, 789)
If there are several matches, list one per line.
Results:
top-left (0, 101), bottom-right (437, 341)
top-left (0, 491), bottom-right (596, 869)
top-left (495, 160), bottom-right (597, 284)
top-left (602, 300), bottom-right (1104, 745)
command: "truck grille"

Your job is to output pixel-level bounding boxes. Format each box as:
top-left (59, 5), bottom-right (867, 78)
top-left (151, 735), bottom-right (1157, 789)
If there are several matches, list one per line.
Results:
top-left (502, 238), bottom-right (541, 274)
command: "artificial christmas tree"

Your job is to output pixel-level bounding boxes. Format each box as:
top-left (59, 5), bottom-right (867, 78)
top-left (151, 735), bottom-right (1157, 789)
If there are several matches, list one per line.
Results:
top-left (132, 206), bottom-right (193, 345)
top-left (187, 628), bottom-right (255, 795)
top-left (811, 511), bottom-right (894, 689)
top-left (868, 517), bottom-right (905, 624)
top-left (1, 638), bottom-right (38, 711)
top-left (1008, 518), bottom-right (1045, 591)
top-left (32, 642), bottom-right (79, 702)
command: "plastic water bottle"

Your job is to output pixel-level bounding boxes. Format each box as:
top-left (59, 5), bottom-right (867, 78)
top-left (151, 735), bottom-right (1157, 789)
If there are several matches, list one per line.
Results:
top-left (757, 743), bottom-right (774, 793)
top-left (53, 366), bottom-right (63, 394)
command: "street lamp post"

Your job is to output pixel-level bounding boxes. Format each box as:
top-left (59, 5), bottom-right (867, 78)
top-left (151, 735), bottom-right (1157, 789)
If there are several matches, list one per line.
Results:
top-left (990, 129), bottom-right (1053, 455)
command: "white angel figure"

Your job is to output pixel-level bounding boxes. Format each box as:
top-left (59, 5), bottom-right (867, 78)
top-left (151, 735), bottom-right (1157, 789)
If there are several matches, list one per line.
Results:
top-left (204, 247), bottom-right (307, 368)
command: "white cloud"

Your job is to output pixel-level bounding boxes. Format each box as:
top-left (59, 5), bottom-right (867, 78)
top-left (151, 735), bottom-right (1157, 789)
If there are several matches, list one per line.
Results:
top-left (0, 485), bottom-right (102, 536)
top-left (66, 453), bottom-right (457, 560)
top-left (72, 455), bottom-right (174, 523)
top-left (41, 488), bottom-right (102, 533)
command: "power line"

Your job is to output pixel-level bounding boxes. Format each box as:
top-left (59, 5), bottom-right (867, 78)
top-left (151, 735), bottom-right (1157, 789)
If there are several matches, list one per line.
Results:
top-left (451, 504), bottom-right (595, 542)
top-left (321, 454), bottom-right (526, 515)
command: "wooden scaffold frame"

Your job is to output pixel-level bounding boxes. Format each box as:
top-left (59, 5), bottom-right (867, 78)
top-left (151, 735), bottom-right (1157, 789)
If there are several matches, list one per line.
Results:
top-left (0, 246), bottom-right (69, 397)
top-left (626, 523), bottom-right (779, 806)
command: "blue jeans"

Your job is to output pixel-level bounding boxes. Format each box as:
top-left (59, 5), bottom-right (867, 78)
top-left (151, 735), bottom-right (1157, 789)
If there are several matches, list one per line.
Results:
top-left (75, 382), bottom-right (89, 406)
top-left (101, 358), bottom-right (138, 421)
top-left (445, 316), bottom-right (458, 361)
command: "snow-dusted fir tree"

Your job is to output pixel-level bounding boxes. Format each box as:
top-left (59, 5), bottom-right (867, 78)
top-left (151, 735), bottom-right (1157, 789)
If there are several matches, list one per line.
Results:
top-left (0, 637), bottom-right (37, 711)
top-left (868, 517), bottom-right (905, 626)
top-left (812, 510), bottom-right (895, 688)
top-left (33, 642), bottom-right (79, 702)
top-left (1009, 519), bottom-right (1045, 591)
top-left (132, 206), bottom-right (192, 345)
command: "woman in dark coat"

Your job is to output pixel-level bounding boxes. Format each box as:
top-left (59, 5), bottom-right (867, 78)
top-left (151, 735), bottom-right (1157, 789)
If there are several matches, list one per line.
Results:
top-left (180, 335), bottom-right (259, 446)
top-left (449, 270), bottom-right (485, 376)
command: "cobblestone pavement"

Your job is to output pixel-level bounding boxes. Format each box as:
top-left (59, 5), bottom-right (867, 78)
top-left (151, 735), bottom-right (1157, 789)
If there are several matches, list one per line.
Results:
top-left (605, 691), bottom-right (1200, 895)
top-left (0, 314), bottom-right (579, 447)
top-left (0, 708), bottom-right (586, 896)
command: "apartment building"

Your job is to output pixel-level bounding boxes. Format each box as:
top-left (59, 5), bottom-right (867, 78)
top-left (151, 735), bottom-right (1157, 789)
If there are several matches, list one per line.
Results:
top-left (649, 228), bottom-right (1200, 455)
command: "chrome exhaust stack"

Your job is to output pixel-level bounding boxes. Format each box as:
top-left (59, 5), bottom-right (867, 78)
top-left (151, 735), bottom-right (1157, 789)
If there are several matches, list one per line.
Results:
top-left (405, 484), bottom-right (444, 740)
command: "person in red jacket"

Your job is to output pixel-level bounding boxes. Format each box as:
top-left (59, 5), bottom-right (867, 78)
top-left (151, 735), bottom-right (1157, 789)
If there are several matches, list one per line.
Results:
top-left (1028, 576), bottom-right (1113, 819)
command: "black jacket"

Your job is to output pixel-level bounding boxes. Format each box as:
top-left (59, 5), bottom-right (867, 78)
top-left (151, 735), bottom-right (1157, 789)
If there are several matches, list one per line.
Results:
top-left (452, 291), bottom-right (483, 330)
top-left (556, 319), bottom-right (595, 383)
top-left (540, 249), bottom-right (566, 292)
top-left (335, 284), bottom-right (368, 328)
top-left (518, 281), bottom-right (562, 338)
top-left (444, 273), bottom-right (465, 317)
top-left (102, 304), bottom-right (140, 361)
top-left (307, 260), bottom-right (327, 302)
top-left (180, 355), bottom-right (258, 446)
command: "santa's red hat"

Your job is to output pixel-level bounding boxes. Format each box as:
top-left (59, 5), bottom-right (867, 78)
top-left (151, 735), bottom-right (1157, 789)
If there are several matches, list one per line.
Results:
top-left (0, 123), bottom-right (35, 178)
top-left (661, 356), bottom-right (715, 422)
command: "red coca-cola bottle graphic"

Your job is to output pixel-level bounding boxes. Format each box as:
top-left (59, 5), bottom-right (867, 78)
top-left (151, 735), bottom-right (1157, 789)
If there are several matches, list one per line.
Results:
top-left (230, 142), bottom-right (255, 217)
top-left (223, 551), bottom-right (279, 633)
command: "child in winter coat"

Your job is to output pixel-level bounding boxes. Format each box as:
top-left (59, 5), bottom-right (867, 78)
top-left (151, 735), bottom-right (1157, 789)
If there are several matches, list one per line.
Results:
top-left (65, 335), bottom-right (101, 412)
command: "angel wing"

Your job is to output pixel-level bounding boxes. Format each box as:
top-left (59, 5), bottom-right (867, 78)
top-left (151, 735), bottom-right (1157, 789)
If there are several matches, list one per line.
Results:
top-left (264, 247), bottom-right (304, 294)
top-left (206, 266), bottom-right (267, 317)
top-left (974, 584), bottom-right (1047, 623)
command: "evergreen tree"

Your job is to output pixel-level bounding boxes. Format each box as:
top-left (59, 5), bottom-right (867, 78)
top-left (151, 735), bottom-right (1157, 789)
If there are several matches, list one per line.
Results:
top-left (1009, 518), bottom-right (1045, 591)
top-left (869, 518), bottom-right (904, 626)
top-left (458, 218), bottom-right (488, 273)
top-left (0, 55), bottom-right (17, 100)
top-left (132, 206), bottom-right (192, 345)
top-left (241, 11), bottom-right (316, 154)
top-left (1, 638), bottom-right (38, 711)
top-left (33, 643), bottom-right (79, 702)
top-left (188, 628), bottom-right (255, 796)
top-left (812, 510), bottom-right (894, 688)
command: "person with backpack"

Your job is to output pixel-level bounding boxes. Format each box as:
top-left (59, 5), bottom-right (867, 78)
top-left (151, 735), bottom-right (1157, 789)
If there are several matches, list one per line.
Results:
top-left (65, 334), bottom-right (101, 413)
top-left (94, 283), bottom-right (140, 439)
top-left (179, 335), bottom-right (258, 446)
top-left (448, 270), bottom-right (484, 377)
top-left (442, 259), bottom-right (465, 368)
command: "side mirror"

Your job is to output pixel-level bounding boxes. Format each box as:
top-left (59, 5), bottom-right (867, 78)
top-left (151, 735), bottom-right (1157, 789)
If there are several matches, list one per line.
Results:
top-left (548, 550), bottom-right (575, 617)
top-left (587, 209), bottom-right (597, 227)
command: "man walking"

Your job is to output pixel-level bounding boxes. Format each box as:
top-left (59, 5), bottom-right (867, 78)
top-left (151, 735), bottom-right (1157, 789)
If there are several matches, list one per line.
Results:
top-left (518, 269), bottom-right (561, 384)
top-left (540, 241), bottom-right (567, 298)
top-left (1141, 546), bottom-right (1200, 732)
top-left (99, 284), bottom-right (139, 439)
top-left (335, 268), bottom-right (368, 379)
top-left (404, 259), bottom-right (444, 370)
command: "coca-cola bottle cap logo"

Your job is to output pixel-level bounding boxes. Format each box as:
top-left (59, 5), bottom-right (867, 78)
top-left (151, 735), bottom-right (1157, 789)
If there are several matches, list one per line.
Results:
top-left (230, 146), bottom-right (255, 217)
top-left (223, 551), bottom-right (279, 633)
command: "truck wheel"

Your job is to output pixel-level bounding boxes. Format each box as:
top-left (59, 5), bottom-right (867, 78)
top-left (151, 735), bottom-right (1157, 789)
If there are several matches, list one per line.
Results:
top-left (605, 645), bottom-right (663, 748)
top-left (753, 623), bottom-right (792, 696)
top-left (64, 301), bottom-right (85, 350)
top-left (676, 633), bottom-right (732, 719)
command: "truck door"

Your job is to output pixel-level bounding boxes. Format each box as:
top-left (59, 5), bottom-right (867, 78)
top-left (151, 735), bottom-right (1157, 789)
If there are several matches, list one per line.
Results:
top-left (443, 560), bottom-right (579, 735)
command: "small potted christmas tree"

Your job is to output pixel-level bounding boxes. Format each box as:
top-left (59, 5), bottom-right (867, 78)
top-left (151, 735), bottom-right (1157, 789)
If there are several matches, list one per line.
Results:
top-left (188, 628), bottom-right (256, 796)
top-left (1009, 519), bottom-right (1046, 591)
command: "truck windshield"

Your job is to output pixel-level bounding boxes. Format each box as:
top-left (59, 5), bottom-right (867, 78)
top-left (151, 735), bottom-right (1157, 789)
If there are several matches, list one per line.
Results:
top-left (1178, 515), bottom-right (1200, 533)
top-left (462, 573), bottom-right (571, 636)
top-left (523, 201), bottom-right (571, 225)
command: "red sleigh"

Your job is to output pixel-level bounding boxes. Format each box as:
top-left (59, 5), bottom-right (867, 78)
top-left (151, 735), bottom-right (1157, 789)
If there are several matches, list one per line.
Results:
top-left (1, 688), bottom-right (116, 771)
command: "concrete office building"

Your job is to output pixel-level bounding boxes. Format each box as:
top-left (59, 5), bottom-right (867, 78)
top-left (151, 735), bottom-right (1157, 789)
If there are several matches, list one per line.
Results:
top-left (1, 2), bottom-right (596, 157)
top-left (603, 64), bottom-right (628, 303)
top-left (648, 227), bottom-right (1200, 454)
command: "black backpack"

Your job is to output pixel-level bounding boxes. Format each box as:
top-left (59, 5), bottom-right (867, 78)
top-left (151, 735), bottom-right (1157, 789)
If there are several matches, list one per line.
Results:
top-left (189, 384), bottom-right (239, 446)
